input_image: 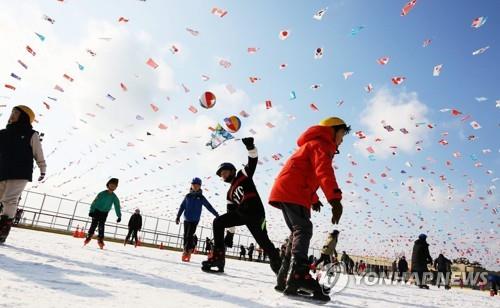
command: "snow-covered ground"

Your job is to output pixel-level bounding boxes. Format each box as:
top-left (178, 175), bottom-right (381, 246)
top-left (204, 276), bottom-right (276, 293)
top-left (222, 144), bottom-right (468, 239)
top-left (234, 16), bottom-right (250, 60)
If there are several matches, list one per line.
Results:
top-left (0, 228), bottom-right (497, 308)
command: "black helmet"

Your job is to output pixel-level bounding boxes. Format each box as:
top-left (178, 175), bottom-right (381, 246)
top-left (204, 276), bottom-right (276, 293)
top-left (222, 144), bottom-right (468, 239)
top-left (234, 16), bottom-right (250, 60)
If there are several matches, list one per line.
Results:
top-left (216, 162), bottom-right (236, 176)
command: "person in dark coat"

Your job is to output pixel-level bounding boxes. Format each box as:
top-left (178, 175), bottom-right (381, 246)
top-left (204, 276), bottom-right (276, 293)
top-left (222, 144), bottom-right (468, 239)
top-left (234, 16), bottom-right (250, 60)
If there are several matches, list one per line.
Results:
top-left (125, 208), bottom-right (142, 246)
top-left (391, 259), bottom-right (398, 281)
top-left (411, 234), bottom-right (433, 289)
top-left (239, 245), bottom-right (246, 260)
top-left (434, 253), bottom-right (452, 289)
top-left (248, 243), bottom-right (255, 261)
top-left (398, 256), bottom-right (409, 282)
top-left (341, 251), bottom-right (350, 274)
top-left (205, 237), bottom-right (213, 254)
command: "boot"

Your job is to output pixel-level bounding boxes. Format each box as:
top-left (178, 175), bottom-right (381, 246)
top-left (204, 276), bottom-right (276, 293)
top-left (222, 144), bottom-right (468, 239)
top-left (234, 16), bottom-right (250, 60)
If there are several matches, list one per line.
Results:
top-left (84, 235), bottom-right (92, 245)
top-left (97, 237), bottom-right (105, 249)
top-left (182, 250), bottom-right (190, 262)
top-left (0, 215), bottom-right (13, 244)
top-left (201, 248), bottom-right (225, 272)
top-left (275, 255), bottom-right (291, 292)
top-left (284, 260), bottom-right (330, 301)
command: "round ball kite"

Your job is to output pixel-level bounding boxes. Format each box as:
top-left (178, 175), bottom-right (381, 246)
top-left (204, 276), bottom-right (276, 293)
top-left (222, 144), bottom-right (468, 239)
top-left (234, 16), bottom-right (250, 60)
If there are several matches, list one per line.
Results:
top-left (224, 115), bottom-right (241, 133)
top-left (199, 91), bottom-right (216, 109)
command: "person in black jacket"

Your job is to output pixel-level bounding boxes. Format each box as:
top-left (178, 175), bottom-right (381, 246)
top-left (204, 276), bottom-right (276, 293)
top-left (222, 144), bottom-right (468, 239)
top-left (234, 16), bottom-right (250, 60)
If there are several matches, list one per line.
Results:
top-left (0, 106), bottom-right (46, 243)
top-left (248, 243), bottom-right (255, 261)
top-left (434, 253), bottom-right (452, 289)
top-left (411, 234), bottom-right (433, 289)
top-left (201, 138), bottom-right (281, 274)
top-left (398, 256), bottom-right (409, 282)
top-left (124, 209), bottom-right (142, 246)
top-left (239, 245), bottom-right (246, 260)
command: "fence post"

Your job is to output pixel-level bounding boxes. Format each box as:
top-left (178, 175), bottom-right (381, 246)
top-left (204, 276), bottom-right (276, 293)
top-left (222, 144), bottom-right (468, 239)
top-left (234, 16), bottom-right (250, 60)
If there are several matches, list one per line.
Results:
top-left (51, 198), bottom-right (63, 228)
top-left (153, 217), bottom-right (159, 245)
top-left (35, 193), bottom-right (47, 226)
top-left (68, 200), bottom-right (79, 231)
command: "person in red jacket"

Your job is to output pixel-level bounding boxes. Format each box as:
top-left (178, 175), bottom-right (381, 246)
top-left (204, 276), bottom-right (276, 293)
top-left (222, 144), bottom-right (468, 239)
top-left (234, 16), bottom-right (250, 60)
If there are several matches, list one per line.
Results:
top-left (269, 116), bottom-right (350, 301)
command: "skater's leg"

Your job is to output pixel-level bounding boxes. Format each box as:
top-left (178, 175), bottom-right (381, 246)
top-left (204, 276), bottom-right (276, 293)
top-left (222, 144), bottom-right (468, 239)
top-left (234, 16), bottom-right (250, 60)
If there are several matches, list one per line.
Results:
top-left (246, 217), bottom-right (281, 273)
top-left (183, 222), bottom-right (190, 251)
top-left (133, 229), bottom-right (139, 244)
top-left (202, 212), bottom-right (245, 272)
top-left (0, 180), bottom-right (28, 218)
top-left (275, 233), bottom-right (293, 291)
top-left (87, 218), bottom-right (99, 237)
top-left (185, 221), bottom-right (198, 251)
top-left (97, 212), bottom-right (108, 240)
top-left (125, 228), bottom-right (133, 242)
top-left (281, 203), bottom-right (313, 263)
top-left (213, 212), bottom-right (245, 249)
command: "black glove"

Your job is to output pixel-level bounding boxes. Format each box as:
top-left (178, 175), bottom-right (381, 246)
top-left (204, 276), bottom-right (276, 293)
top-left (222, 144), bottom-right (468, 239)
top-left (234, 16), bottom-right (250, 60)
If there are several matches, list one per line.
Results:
top-left (312, 201), bottom-right (323, 212)
top-left (224, 231), bottom-right (234, 248)
top-left (329, 199), bottom-right (343, 224)
top-left (242, 137), bottom-right (255, 150)
top-left (89, 211), bottom-right (95, 218)
top-left (117, 217), bottom-right (121, 223)
top-left (176, 218), bottom-right (180, 225)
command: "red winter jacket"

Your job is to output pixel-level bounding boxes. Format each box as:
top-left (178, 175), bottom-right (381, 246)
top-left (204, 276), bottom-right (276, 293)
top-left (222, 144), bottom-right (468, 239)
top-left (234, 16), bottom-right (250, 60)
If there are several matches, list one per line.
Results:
top-left (269, 125), bottom-right (342, 210)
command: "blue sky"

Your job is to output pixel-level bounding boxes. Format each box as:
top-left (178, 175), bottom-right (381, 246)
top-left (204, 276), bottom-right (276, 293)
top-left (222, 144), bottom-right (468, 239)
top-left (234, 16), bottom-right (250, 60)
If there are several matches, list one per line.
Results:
top-left (0, 0), bottom-right (498, 269)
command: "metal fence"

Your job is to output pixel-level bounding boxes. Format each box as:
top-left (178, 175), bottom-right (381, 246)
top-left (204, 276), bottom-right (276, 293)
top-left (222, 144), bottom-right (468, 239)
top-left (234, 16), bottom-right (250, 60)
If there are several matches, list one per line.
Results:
top-left (16, 190), bottom-right (320, 258)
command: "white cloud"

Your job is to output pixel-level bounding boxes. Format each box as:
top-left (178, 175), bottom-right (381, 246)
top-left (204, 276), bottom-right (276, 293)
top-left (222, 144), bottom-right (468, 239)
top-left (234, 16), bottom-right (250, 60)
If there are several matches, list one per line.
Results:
top-left (354, 88), bottom-right (431, 158)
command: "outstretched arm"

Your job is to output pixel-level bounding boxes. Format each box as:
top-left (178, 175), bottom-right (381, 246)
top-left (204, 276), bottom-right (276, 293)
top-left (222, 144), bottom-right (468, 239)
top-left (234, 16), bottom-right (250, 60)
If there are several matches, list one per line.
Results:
top-left (202, 196), bottom-right (219, 217)
top-left (176, 198), bottom-right (186, 220)
top-left (242, 137), bottom-right (258, 178)
top-left (113, 196), bottom-right (122, 218)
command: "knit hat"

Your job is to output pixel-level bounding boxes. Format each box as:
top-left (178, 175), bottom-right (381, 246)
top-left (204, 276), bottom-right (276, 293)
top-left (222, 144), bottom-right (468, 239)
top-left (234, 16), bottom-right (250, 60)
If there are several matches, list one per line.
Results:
top-left (15, 105), bottom-right (35, 124)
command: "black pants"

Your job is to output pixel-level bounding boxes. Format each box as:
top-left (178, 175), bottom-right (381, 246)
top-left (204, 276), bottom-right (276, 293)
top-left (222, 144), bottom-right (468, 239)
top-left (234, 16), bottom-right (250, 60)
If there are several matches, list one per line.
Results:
top-left (416, 271), bottom-right (426, 286)
top-left (183, 221), bottom-right (198, 251)
top-left (436, 270), bottom-right (450, 287)
top-left (126, 228), bottom-right (139, 243)
top-left (280, 203), bottom-right (312, 263)
top-left (88, 210), bottom-right (108, 239)
top-left (213, 209), bottom-right (279, 261)
top-left (314, 253), bottom-right (331, 267)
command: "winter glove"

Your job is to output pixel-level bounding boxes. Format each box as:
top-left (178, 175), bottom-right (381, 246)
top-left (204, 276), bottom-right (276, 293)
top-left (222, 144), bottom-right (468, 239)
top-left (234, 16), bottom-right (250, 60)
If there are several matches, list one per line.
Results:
top-left (116, 217), bottom-right (121, 223)
top-left (242, 137), bottom-right (255, 150)
top-left (312, 201), bottom-right (323, 212)
top-left (224, 231), bottom-right (234, 248)
top-left (329, 199), bottom-right (343, 224)
top-left (38, 173), bottom-right (46, 182)
top-left (175, 218), bottom-right (180, 225)
top-left (89, 211), bottom-right (95, 218)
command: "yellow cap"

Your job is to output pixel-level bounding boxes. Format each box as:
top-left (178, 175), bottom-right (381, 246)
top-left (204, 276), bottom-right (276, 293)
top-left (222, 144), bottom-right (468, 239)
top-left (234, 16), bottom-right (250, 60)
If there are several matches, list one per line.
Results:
top-left (15, 105), bottom-right (35, 123)
top-left (319, 117), bottom-right (345, 127)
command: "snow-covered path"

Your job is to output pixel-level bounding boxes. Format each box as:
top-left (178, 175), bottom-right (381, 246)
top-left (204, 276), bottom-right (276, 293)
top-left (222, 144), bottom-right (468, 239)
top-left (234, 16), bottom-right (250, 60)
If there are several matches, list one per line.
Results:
top-left (0, 228), bottom-right (497, 308)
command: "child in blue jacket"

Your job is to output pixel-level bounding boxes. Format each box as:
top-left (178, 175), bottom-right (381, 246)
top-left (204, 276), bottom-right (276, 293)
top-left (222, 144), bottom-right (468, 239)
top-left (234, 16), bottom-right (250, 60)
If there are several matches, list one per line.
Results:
top-left (176, 177), bottom-right (218, 261)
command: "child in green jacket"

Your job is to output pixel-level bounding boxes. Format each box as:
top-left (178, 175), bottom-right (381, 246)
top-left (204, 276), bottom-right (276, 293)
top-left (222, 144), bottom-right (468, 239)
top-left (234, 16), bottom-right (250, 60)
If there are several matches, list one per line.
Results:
top-left (84, 178), bottom-right (122, 248)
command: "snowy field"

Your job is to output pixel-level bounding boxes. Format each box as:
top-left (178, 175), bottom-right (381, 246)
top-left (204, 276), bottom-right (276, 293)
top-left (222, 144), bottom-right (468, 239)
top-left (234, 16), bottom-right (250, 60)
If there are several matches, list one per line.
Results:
top-left (0, 228), bottom-right (497, 308)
